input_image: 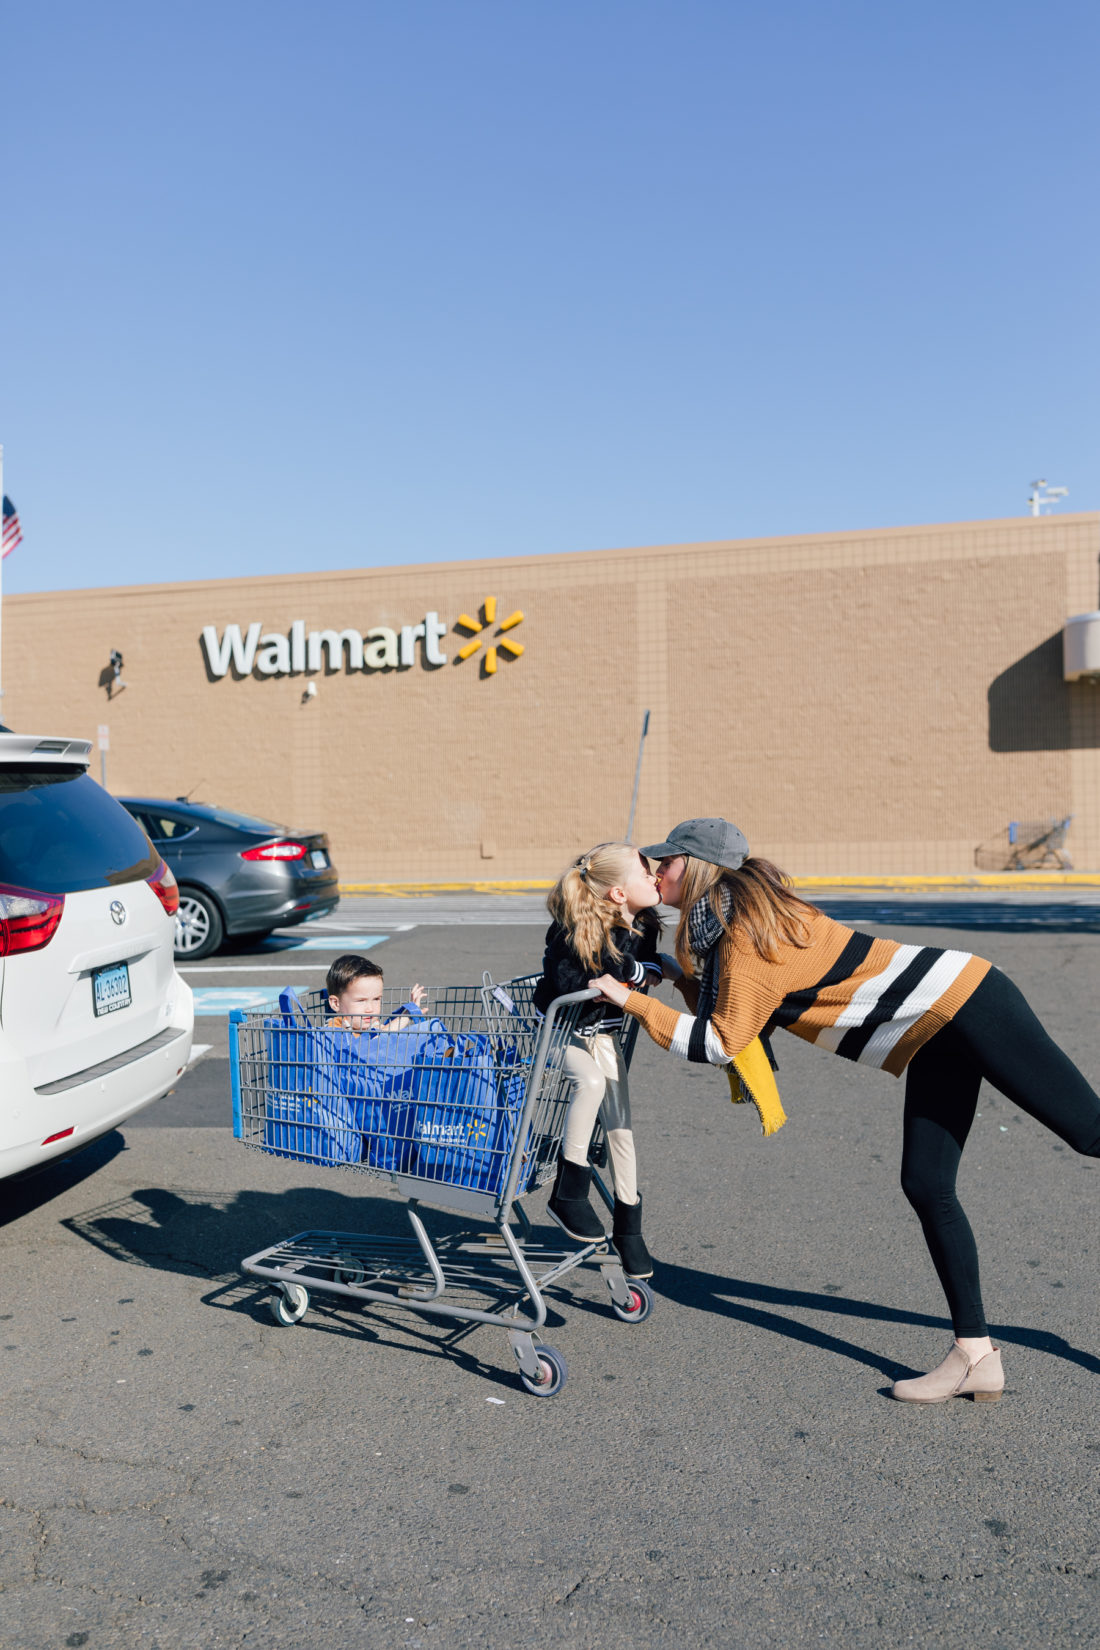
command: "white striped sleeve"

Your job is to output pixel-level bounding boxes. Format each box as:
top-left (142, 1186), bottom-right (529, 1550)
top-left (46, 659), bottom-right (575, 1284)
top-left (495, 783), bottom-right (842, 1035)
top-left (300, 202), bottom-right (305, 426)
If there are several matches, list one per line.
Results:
top-left (705, 1021), bottom-right (732, 1066)
top-left (668, 1014), bottom-right (732, 1067)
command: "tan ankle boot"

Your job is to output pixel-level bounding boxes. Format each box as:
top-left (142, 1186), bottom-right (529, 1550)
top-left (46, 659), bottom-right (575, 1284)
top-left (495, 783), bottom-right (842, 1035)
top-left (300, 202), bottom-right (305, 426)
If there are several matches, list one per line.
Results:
top-left (891, 1343), bottom-right (1004, 1404)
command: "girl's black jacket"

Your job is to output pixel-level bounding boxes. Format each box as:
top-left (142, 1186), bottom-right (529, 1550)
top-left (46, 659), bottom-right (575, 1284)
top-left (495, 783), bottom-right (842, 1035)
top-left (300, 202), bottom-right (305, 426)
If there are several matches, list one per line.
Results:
top-left (532, 913), bottom-right (663, 1031)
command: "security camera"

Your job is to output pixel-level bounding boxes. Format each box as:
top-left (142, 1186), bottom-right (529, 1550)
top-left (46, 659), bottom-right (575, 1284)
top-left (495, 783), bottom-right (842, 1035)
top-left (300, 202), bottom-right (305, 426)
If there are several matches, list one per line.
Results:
top-left (107, 649), bottom-right (128, 697)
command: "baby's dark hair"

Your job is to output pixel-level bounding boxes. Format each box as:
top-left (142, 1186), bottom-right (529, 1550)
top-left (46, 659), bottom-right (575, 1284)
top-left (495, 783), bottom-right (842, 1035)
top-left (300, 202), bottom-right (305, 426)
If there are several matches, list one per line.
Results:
top-left (326, 953), bottom-right (384, 997)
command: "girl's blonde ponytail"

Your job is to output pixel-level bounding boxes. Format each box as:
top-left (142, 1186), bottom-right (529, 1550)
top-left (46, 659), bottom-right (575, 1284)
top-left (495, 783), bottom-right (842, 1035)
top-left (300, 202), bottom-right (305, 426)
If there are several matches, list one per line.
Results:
top-left (547, 842), bottom-right (656, 972)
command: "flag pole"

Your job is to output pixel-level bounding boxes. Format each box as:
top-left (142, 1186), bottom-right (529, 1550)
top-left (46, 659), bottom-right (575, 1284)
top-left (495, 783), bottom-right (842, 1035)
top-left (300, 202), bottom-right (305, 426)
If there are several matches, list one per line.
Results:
top-left (0, 442), bottom-right (5, 706)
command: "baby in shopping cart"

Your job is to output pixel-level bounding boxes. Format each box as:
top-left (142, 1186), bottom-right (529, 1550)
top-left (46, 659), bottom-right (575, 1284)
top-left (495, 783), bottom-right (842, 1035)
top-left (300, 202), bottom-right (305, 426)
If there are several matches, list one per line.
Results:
top-left (535, 843), bottom-right (663, 1280)
top-left (325, 954), bottom-right (427, 1031)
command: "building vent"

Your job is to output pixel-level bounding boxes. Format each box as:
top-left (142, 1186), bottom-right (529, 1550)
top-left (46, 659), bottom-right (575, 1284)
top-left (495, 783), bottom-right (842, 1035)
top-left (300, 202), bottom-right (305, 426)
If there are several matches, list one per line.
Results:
top-left (1063, 612), bottom-right (1100, 681)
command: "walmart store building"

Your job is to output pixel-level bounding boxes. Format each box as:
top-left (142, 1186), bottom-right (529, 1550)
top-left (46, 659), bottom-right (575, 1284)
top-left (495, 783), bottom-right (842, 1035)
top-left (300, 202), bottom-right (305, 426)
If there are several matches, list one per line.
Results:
top-left (8, 512), bottom-right (1100, 883)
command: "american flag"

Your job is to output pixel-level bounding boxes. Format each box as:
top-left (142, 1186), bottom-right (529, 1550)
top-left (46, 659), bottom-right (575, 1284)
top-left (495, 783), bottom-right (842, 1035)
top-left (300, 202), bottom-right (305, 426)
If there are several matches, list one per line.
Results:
top-left (2, 496), bottom-right (22, 559)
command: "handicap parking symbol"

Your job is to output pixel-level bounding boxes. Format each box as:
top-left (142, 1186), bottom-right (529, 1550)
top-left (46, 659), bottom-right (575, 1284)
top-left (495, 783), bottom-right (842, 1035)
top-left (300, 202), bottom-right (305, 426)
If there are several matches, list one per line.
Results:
top-left (191, 986), bottom-right (309, 1017)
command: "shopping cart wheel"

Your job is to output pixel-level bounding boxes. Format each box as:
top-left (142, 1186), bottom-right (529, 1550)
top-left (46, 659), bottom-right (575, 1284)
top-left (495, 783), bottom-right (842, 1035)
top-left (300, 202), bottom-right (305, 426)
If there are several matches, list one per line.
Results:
top-left (329, 1255), bottom-right (366, 1289)
top-left (518, 1345), bottom-right (568, 1398)
top-left (610, 1279), bottom-right (654, 1324)
top-left (270, 1283), bottom-right (310, 1326)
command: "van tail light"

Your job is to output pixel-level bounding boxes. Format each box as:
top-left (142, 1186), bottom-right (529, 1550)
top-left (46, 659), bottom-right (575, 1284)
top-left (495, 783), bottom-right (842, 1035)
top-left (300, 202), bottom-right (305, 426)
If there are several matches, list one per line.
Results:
top-left (240, 840), bottom-right (307, 862)
top-left (148, 859), bottom-right (180, 916)
top-left (0, 883), bottom-right (65, 957)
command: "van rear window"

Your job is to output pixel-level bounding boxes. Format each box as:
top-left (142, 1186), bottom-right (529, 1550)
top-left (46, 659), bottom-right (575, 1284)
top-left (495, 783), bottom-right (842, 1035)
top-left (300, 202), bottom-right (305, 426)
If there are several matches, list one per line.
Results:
top-left (0, 768), bottom-right (159, 893)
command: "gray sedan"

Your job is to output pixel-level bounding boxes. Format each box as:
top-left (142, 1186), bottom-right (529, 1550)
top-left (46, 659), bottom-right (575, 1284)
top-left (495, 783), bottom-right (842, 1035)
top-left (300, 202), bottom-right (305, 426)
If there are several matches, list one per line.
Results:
top-left (119, 797), bottom-right (340, 959)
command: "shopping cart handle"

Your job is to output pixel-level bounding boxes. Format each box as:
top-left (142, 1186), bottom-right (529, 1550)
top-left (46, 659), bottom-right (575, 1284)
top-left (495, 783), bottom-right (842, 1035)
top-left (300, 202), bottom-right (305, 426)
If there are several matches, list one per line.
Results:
top-left (536, 987), bottom-right (602, 1037)
top-left (544, 987), bottom-right (601, 1011)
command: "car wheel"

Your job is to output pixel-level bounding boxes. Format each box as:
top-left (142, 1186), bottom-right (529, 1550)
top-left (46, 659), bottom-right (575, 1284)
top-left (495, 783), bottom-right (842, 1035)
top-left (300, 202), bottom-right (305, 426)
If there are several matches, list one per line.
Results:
top-left (174, 888), bottom-right (224, 960)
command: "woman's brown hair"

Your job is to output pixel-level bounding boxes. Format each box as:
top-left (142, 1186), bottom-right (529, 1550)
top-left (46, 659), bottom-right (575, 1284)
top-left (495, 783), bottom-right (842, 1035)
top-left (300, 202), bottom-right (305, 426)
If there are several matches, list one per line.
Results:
top-left (673, 855), bottom-right (819, 975)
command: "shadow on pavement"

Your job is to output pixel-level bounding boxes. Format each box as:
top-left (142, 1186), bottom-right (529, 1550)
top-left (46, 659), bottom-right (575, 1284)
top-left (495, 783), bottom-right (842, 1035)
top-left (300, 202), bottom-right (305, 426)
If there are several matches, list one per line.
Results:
top-left (62, 1183), bottom-right (440, 1280)
top-left (649, 1260), bottom-right (1100, 1381)
top-left (815, 899), bottom-right (1100, 933)
top-left (200, 1274), bottom-right (555, 1393)
top-left (61, 1181), bottom-right (573, 1391)
top-left (59, 1182), bottom-right (1100, 1385)
top-left (0, 1130), bottom-right (128, 1230)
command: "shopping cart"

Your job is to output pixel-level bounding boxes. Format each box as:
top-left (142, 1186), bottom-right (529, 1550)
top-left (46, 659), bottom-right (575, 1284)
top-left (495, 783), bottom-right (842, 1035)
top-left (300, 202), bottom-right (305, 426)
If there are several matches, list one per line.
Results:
top-left (230, 976), bottom-right (653, 1398)
top-left (974, 815), bottom-right (1073, 871)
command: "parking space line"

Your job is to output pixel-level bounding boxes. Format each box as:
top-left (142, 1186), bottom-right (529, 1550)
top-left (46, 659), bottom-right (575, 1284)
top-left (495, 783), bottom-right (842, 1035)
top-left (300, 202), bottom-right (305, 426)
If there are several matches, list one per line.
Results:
top-left (275, 921), bottom-right (415, 934)
top-left (180, 964), bottom-right (333, 972)
top-left (259, 932), bottom-right (390, 952)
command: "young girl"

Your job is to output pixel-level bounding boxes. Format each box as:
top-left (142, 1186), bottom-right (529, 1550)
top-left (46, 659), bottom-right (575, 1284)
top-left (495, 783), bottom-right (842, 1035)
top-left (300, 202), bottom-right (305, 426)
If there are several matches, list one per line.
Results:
top-left (533, 842), bottom-right (664, 1279)
top-left (593, 816), bottom-right (1100, 1404)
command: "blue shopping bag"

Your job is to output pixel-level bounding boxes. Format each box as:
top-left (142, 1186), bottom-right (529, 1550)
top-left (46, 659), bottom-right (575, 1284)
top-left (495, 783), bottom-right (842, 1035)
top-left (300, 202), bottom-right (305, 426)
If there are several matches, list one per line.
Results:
top-left (407, 1033), bottom-right (533, 1197)
top-left (331, 1017), bottom-right (452, 1173)
top-left (485, 1040), bottom-right (533, 1193)
top-left (262, 993), bottom-right (362, 1165)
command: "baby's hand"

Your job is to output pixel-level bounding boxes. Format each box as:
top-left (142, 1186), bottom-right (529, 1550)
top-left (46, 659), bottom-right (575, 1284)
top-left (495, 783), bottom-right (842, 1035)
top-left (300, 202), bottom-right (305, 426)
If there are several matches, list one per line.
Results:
top-left (410, 984), bottom-right (427, 1007)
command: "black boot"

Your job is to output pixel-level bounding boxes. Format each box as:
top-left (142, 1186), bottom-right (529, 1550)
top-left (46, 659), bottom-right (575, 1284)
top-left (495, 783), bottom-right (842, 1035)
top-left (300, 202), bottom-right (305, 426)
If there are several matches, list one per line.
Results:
top-left (547, 1155), bottom-right (606, 1241)
top-left (612, 1193), bottom-right (654, 1279)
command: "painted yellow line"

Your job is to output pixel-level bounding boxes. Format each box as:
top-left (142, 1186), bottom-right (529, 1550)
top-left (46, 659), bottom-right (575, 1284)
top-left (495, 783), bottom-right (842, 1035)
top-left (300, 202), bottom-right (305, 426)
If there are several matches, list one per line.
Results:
top-left (339, 881), bottom-right (554, 896)
top-left (339, 873), bottom-right (1100, 896)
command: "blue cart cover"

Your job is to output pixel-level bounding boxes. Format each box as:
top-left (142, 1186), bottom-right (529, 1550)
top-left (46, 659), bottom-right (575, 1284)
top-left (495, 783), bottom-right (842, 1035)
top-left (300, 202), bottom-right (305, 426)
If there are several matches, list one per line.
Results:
top-left (261, 991), bottom-right (532, 1193)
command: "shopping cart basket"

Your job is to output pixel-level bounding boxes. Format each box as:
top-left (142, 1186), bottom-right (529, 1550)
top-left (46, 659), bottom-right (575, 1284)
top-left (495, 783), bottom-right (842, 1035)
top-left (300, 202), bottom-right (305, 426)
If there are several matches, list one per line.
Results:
top-left (230, 977), bottom-right (653, 1398)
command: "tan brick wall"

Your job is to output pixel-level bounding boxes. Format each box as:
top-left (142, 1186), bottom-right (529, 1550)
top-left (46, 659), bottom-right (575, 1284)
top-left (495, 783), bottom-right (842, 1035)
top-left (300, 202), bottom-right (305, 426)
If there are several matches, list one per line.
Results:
top-left (4, 512), bottom-right (1098, 878)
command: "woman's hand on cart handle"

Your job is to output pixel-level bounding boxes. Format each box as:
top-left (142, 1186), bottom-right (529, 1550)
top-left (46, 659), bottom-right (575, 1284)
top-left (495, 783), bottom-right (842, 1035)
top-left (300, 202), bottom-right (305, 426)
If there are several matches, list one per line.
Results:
top-left (590, 974), bottom-right (630, 1008)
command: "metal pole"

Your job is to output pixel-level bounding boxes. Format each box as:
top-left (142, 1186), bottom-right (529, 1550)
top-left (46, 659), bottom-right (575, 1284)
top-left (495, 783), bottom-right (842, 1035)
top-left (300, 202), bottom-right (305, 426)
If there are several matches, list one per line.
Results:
top-left (626, 709), bottom-right (650, 842)
top-left (101, 749), bottom-right (107, 788)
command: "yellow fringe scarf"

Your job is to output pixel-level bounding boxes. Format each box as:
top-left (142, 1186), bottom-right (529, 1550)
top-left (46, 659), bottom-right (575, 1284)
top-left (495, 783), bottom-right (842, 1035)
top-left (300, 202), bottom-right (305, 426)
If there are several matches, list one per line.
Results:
top-left (728, 1036), bottom-right (787, 1137)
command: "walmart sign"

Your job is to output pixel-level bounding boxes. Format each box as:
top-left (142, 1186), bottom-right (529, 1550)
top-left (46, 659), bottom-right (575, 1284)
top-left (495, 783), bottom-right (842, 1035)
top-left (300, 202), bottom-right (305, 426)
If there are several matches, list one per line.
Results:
top-left (201, 599), bottom-right (525, 679)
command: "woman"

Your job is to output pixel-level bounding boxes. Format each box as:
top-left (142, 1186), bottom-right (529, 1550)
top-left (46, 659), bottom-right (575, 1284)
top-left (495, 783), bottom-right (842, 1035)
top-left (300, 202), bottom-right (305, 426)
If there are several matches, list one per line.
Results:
top-left (591, 817), bottom-right (1100, 1404)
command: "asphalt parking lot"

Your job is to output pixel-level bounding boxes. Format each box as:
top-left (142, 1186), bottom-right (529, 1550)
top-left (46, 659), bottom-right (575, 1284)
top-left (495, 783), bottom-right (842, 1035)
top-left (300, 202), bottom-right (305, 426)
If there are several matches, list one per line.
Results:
top-left (2, 892), bottom-right (1098, 1649)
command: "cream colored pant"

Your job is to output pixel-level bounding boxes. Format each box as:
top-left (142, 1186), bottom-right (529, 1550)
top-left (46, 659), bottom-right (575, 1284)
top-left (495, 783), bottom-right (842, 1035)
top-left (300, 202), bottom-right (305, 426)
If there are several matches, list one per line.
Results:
top-left (560, 1031), bottom-right (638, 1206)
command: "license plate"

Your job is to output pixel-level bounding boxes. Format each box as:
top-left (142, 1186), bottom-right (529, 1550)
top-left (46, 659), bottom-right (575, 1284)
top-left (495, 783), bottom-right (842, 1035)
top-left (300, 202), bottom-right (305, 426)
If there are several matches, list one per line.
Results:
top-left (93, 962), bottom-right (131, 1017)
top-left (310, 849), bottom-right (328, 868)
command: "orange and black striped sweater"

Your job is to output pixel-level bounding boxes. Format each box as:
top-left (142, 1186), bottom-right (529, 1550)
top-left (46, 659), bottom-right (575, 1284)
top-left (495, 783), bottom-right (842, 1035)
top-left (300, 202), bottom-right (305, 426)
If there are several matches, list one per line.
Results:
top-left (624, 909), bottom-right (991, 1078)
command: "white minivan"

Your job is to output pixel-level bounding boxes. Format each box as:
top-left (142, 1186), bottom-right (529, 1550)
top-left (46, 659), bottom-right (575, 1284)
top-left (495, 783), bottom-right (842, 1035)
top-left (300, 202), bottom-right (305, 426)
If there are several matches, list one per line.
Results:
top-left (0, 731), bottom-right (193, 1179)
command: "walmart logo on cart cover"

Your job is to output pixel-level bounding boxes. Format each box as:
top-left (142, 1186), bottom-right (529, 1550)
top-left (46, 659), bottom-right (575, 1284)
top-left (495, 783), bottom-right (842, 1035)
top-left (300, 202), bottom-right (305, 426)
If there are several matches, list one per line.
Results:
top-left (201, 601), bottom-right (525, 679)
top-left (418, 1119), bottom-right (490, 1145)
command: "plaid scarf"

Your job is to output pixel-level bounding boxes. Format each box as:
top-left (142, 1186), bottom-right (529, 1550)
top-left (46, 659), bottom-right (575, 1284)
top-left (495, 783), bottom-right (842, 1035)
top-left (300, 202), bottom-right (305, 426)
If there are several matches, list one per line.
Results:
top-left (687, 883), bottom-right (732, 1022)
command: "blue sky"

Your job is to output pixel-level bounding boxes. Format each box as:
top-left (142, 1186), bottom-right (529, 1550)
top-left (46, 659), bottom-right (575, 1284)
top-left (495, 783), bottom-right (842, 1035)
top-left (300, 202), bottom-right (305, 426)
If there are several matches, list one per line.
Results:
top-left (1, 1), bottom-right (1096, 592)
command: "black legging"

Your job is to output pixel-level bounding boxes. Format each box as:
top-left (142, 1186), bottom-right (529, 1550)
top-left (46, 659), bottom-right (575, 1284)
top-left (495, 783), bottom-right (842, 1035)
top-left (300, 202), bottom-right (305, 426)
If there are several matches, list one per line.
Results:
top-left (900, 966), bottom-right (1100, 1337)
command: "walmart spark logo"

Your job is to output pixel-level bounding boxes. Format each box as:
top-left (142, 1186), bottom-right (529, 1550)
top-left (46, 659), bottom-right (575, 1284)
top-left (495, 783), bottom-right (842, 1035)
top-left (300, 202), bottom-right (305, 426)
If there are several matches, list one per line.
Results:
top-left (455, 597), bottom-right (525, 675)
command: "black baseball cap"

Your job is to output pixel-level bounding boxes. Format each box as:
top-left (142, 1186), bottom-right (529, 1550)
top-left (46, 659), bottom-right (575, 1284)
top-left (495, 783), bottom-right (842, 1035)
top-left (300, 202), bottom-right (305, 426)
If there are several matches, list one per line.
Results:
top-left (640, 817), bottom-right (750, 871)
